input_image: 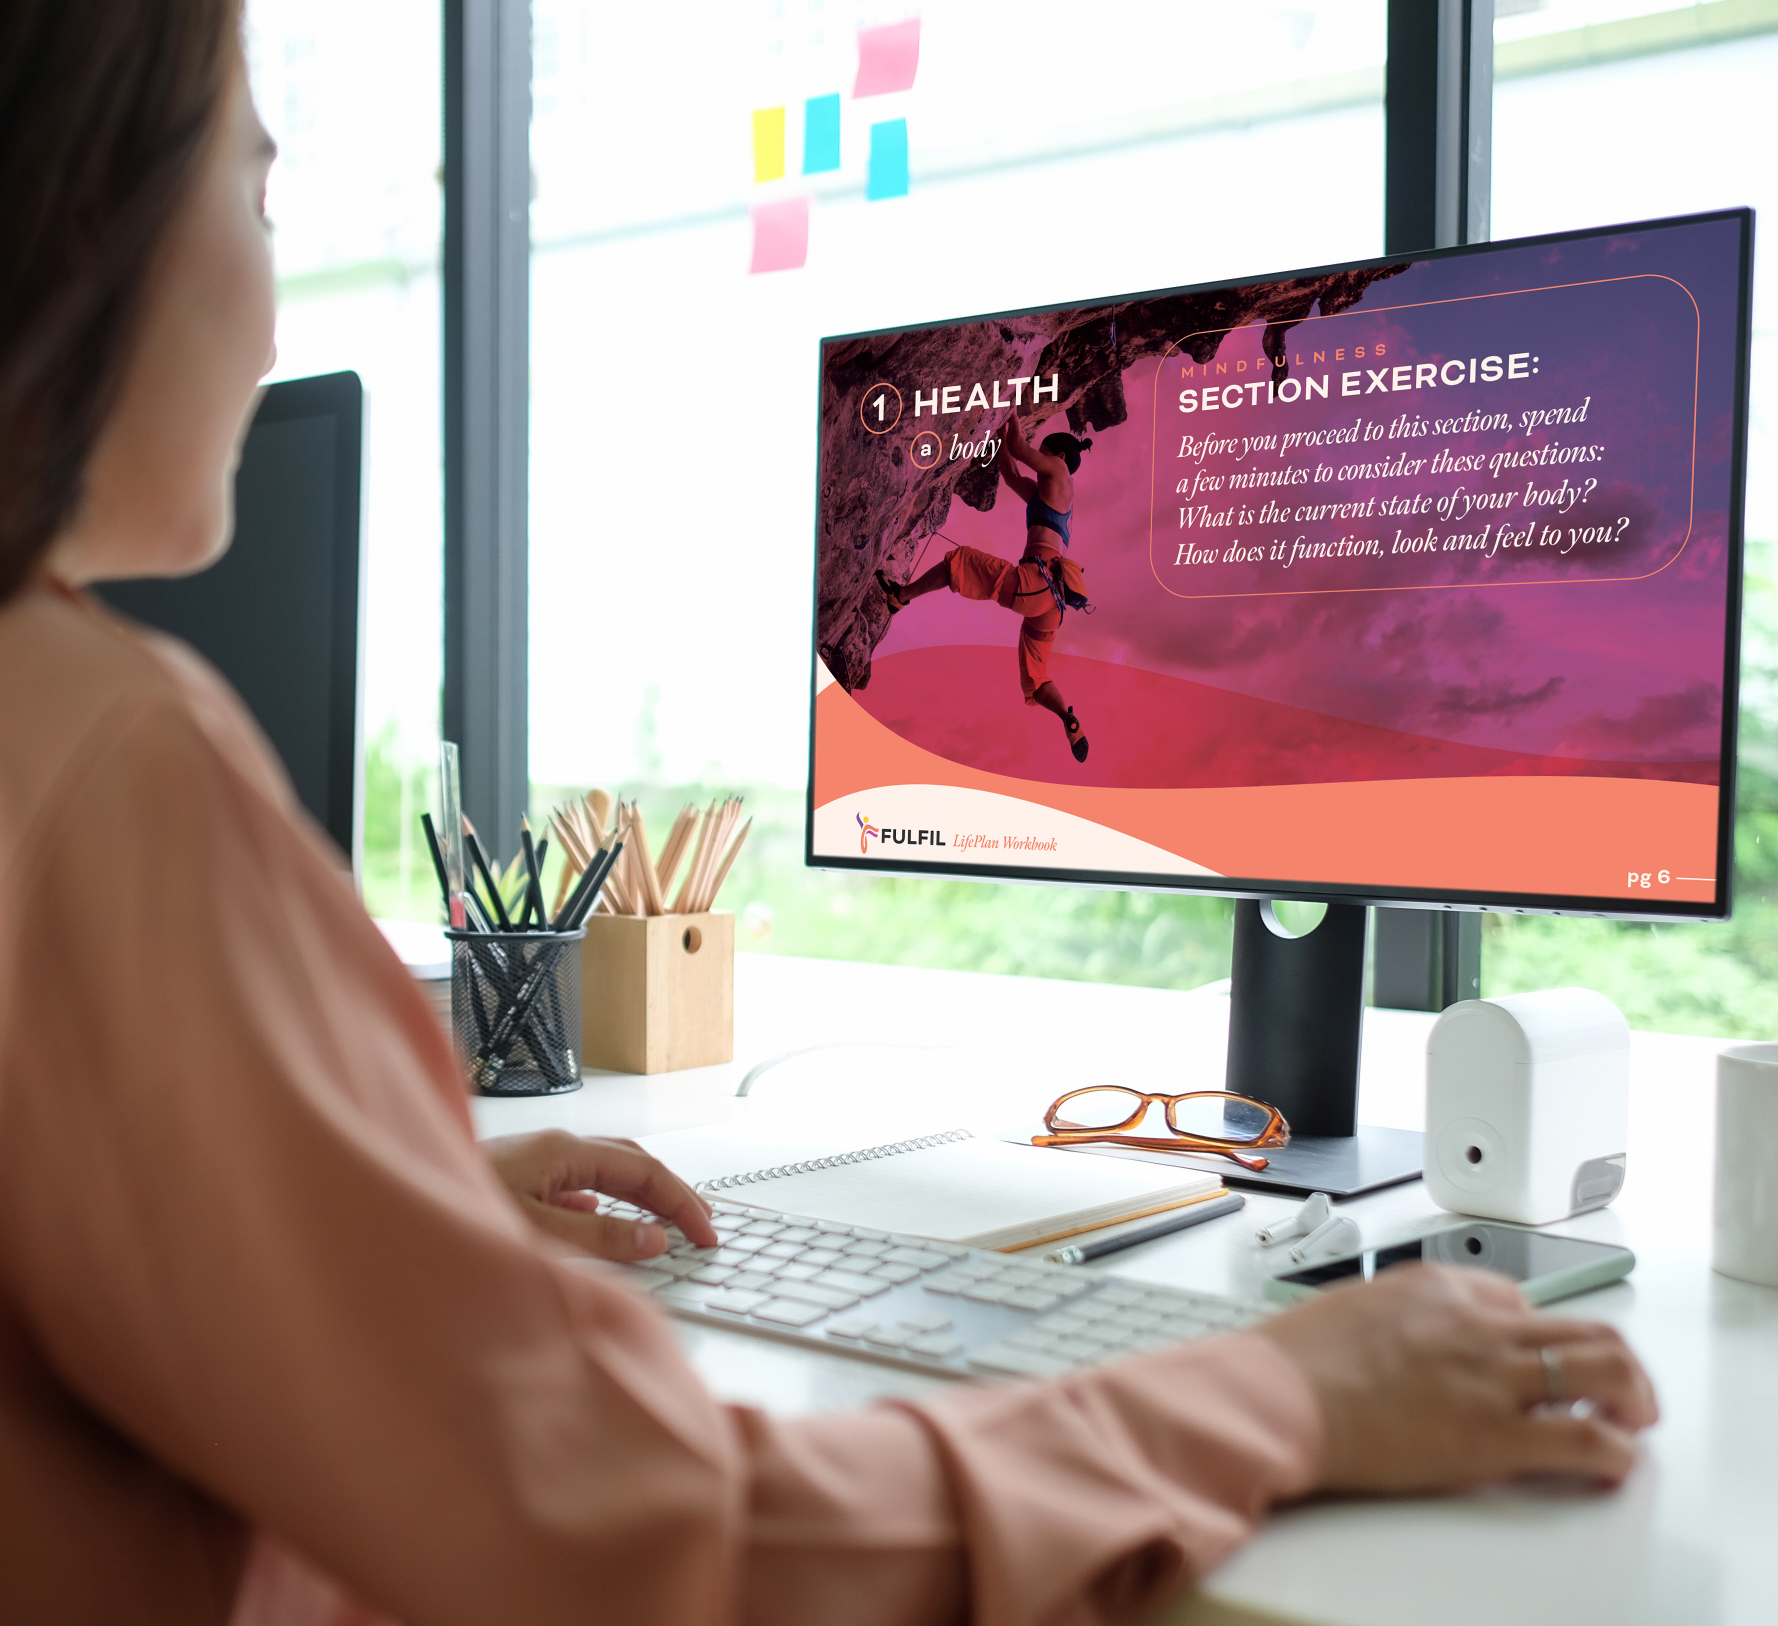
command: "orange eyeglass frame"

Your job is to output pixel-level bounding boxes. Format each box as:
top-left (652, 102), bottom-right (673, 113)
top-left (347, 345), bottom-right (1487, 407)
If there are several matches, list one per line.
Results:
top-left (1034, 1088), bottom-right (1290, 1172)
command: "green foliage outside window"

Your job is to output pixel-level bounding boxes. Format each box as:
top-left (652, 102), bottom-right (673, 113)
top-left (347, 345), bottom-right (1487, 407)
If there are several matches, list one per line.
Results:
top-left (366, 544), bottom-right (1776, 1040)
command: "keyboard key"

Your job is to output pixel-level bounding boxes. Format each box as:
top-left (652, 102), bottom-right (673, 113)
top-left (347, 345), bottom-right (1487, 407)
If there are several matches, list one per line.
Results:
top-left (724, 1235), bottom-right (772, 1255)
top-left (852, 1228), bottom-right (889, 1241)
top-left (946, 1259), bottom-right (998, 1280)
top-left (777, 1227), bottom-right (821, 1244)
top-left (754, 1298), bottom-right (829, 1327)
top-left (843, 1239), bottom-right (891, 1260)
top-left (814, 1269), bottom-right (890, 1297)
top-left (970, 1344), bottom-right (1072, 1379)
top-left (961, 1282), bottom-right (1012, 1305)
top-left (650, 1255), bottom-right (706, 1279)
top-left (922, 1275), bottom-right (966, 1296)
top-left (799, 1248), bottom-right (846, 1269)
top-left (623, 1269), bottom-right (676, 1293)
top-left (1000, 1288), bottom-right (1061, 1313)
top-left (898, 1311), bottom-right (953, 1334)
top-left (882, 1246), bottom-right (949, 1270)
top-left (706, 1289), bottom-right (771, 1315)
top-left (770, 1281), bottom-right (859, 1311)
top-left (865, 1325), bottom-right (914, 1348)
top-left (906, 1333), bottom-right (967, 1359)
top-left (872, 1263), bottom-right (924, 1286)
top-left (741, 1220), bottom-right (787, 1237)
top-left (815, 1219), bottom-right (854, 1236)
top-left (760, 1241), bottom-right (807, 1261)
top-left (824, 1316), bottom-right (877, 1340)
top-left (1054, 1337), bottom-right (1102, 1360)
top-left (727, 1270), bottom-right (776, 1292)
top-left (688, 1264), bottom-right (737, 1286)
top-left (1095, 1284), bottom-right (1145, 1307)
top-left (773, 1262), bottom-right (823, 1282)
top-left (657, 1282), bottom-right (716, 1308)
top-left (1005, 1329), bottom-right (1064, 1354)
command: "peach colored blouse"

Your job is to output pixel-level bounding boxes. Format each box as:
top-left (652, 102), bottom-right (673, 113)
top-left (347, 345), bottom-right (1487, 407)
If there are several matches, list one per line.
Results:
top-left (0, 585), bottom-right (1322, 1626)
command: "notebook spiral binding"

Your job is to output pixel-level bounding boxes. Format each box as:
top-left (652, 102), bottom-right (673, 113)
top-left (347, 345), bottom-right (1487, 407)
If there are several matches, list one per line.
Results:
top-left (697, 1128), bottom-right (974, 1194)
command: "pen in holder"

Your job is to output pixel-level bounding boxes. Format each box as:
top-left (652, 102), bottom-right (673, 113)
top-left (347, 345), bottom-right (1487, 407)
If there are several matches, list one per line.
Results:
top-left (446, 928), bottom-right (586, 1096)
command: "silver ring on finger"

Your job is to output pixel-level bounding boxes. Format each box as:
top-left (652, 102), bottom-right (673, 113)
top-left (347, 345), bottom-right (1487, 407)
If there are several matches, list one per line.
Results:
top-left (1540, 1344), bottom-right (1565, 1403)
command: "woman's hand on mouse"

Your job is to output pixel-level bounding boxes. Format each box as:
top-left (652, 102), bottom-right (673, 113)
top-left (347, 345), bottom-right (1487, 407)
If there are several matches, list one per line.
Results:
top-left (1253, 1263), bottom-right (1658, 1493)
top-left (482, 1130), bottom-right (719, 1260)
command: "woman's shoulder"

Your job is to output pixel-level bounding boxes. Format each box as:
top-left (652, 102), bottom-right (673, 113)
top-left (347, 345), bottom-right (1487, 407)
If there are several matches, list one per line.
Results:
top-left (0, 585), bottom-right (293, 842)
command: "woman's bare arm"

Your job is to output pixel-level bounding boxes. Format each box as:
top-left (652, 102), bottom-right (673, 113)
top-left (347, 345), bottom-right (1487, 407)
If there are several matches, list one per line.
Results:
top-left (996, 434), bottom-right (1037, 501)
top-left (1003, 412), bottom-right (1068, 483)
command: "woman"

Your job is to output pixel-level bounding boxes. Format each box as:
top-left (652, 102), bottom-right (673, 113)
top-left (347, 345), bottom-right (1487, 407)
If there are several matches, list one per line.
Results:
top-left (0, 5), bottom-right (1656, 1623)
top-left (878, 414), bottom-right (1094, 762)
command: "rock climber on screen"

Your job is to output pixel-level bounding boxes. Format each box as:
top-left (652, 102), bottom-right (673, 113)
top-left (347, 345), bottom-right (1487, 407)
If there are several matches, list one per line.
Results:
top-left (878, 412), bottom-right (1094, 763)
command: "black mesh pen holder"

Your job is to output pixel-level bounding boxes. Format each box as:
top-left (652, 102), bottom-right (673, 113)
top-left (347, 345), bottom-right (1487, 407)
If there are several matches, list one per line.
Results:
top-left (446, 929), bottom-right (585, 1096)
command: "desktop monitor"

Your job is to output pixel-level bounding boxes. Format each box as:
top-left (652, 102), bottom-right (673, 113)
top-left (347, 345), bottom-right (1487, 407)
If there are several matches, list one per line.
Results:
top-left (807, 210), bottom-right (1751, 1191)
top-left (98, 371), bottom-right (364, 862)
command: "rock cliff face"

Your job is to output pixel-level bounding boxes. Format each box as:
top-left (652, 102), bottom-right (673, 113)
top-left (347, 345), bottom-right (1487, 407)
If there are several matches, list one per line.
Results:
top-left (815, 267), bottom-right (1406, 692)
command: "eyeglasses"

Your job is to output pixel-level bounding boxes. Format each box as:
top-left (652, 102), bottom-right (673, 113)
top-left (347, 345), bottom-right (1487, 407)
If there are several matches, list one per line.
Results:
top-left (1034, 1087), bottom-right (1289, 1171)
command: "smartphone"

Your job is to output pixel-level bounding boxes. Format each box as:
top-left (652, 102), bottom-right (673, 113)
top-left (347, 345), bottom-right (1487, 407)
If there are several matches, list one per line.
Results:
top-left (1263, 1222), bottom-right (1635, 1306)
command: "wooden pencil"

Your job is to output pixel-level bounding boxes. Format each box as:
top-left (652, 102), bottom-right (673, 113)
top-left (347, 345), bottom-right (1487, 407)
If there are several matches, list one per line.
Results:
top-left (684, 798), bottom-right (735, 915)
top-left (672, 801), bottom-right (717, 914)
top-left (700, 815), bottom-right (751, 913)
top-left (549, 808), bottom-right (590, 916)
top-left (630, 805), bottom-right (668, 915)
top-left (654, 804), bottom-right (695, 900)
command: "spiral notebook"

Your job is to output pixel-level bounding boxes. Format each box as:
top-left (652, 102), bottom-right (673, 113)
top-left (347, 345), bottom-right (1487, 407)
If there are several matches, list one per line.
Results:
top-left (639, 1122), bottom-right (1223, 1252)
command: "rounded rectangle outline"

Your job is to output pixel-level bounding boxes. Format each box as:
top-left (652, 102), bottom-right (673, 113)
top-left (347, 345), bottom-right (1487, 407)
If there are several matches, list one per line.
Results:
top-left (1145, 272), bottom-right (1701, 601)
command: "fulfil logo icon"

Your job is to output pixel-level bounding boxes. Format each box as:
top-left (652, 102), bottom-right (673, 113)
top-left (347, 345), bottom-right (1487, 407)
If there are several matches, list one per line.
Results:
top-left (856, 812), bottom-right (881, 853)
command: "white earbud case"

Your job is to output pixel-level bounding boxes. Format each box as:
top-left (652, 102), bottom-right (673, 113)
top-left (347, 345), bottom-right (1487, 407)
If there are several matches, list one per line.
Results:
top-left (1425, 987), bottom-right (1629, 1225)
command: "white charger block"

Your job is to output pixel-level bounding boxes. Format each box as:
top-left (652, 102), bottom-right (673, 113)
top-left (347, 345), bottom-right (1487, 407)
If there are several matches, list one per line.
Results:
top-left (1425, 987), bottom-right (1629, 1225)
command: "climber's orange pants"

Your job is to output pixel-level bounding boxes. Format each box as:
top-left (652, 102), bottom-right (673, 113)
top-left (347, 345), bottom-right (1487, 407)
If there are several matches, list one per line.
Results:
top-left (945, 544), bottom-right (1062, 702)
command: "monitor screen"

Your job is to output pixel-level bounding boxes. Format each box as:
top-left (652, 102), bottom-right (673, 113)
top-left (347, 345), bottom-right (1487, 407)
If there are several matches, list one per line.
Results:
top-left (98, 371), bottom-right (363, 860)
top-left (808, 210), bottom-right (1750, 920)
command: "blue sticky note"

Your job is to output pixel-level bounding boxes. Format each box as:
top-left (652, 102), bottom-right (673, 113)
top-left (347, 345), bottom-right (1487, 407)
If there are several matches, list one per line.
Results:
top-left (866, 117), bottom-right (908, 201)
top-left (803, 93), bottom-right (841, 174)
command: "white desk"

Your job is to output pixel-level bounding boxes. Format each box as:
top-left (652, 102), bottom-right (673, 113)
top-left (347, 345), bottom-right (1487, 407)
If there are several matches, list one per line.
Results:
top-left (471, 954), bottom-right (1776, 1626)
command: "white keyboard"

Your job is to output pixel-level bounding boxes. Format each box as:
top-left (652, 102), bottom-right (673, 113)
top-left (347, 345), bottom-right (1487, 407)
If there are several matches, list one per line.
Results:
top-left (589, 1197), bottom-right (1268, 1380)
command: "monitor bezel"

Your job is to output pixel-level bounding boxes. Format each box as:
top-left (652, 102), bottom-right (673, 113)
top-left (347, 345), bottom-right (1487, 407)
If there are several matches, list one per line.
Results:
top-left (804, 208), bottom-right (1753, 924)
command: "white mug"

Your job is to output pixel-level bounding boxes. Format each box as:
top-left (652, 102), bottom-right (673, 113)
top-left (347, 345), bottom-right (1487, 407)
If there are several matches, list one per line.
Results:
top-left (1713, 1043), bottom-right (1778, 1287)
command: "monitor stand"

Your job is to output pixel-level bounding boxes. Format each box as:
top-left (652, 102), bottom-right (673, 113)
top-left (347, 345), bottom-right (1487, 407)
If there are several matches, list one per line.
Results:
top-left (1220, 899), bottom-right (1424, 1198)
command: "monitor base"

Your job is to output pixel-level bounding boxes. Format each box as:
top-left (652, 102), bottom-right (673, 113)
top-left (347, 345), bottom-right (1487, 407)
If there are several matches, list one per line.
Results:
top-left (1095, 1125), bottom-right (1425, 1198)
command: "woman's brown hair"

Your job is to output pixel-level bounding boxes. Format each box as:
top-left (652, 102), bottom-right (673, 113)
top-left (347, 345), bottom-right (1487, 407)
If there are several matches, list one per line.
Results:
top-left (0, 0), bottom-right (237, 603)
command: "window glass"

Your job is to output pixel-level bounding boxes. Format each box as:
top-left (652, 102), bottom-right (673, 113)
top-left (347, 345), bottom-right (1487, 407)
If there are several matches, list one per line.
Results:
top-left (528, 0), bottom-right (1386, 987)
top-left (1486, 0), bottom-right (1778, 1033)
top-left (246, 0), bottom-right (443, 920)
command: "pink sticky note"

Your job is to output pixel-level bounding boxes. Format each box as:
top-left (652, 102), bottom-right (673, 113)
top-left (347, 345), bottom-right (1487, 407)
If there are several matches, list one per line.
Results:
top-left (854, 19), bottom-right (920, 97)
top-left (749, 197), bottom-right (809, 274)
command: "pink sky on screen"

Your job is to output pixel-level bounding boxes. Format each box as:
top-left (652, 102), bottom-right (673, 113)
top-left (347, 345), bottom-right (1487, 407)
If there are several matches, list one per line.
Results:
top-left (749, 198), bottom-right (808, 274)
top-left (868, 226), bottom-right (1739, 776)
top-left (854, 20), bottom-right (920, 97)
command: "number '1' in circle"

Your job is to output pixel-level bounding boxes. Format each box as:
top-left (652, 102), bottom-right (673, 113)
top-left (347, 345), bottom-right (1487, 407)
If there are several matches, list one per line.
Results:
top-left (860, 383), bottom-right (902, 435)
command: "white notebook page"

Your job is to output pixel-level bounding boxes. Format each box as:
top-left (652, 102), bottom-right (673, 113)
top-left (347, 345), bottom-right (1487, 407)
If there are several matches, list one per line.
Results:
top-left (641, 1124), bottom-right (1220, 1248)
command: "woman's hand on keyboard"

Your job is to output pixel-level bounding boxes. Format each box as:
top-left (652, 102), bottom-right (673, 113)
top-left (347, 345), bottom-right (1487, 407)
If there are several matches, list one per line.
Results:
top-left (482, 1131), bottom-right (719, 1259)
top-left (1253, 1263), bottom-right (1658, 1493)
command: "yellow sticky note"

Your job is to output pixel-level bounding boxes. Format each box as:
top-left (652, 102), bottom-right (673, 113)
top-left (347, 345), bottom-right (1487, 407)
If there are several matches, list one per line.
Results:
top-left (752, 106), bottom-right (786, 183)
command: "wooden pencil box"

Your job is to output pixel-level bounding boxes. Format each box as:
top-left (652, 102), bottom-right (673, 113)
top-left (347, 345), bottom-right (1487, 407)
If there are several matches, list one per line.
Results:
top-left (578, 911), bottom-right (734, 1074)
